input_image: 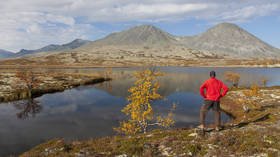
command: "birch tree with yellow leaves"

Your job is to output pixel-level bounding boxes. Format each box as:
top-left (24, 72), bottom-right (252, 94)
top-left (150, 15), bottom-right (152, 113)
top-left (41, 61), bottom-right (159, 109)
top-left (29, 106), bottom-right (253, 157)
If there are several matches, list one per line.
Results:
top-left (115, 69), bottom-right (176, 135)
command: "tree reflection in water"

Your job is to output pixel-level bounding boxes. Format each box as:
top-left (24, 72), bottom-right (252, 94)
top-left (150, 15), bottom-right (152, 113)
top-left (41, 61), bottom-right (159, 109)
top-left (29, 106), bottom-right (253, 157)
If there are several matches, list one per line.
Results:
top-left (98, 80), bottom-right (112, 92)
top-left (14, 98), bottom-right (42, 119)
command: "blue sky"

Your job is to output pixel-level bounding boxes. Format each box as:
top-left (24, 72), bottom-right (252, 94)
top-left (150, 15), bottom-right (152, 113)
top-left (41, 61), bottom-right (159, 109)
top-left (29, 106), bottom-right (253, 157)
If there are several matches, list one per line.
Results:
top-left (0, 0), bottom-right (279, 52)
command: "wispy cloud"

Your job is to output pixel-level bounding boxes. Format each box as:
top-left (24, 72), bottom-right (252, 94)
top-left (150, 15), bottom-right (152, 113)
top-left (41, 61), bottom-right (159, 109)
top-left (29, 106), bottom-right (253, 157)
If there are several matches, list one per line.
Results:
top-left (0, 0), bottom-right (279, 51)
top-left (217, 3), bottom-right (280, 23)
top-left (0, 9), bottom-right (100, 51)
top-left (86, 3), bottom-right (212, 22)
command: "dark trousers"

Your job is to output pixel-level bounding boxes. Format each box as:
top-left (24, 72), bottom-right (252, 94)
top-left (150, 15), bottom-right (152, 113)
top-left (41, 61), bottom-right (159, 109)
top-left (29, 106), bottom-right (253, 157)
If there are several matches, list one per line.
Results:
top-left (200, 100), bottom-right (221, 127)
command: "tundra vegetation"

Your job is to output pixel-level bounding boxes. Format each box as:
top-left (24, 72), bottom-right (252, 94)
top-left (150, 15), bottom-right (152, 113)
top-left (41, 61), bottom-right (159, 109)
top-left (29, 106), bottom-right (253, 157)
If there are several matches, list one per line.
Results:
top-left (20, 72), bottom-right (280, 156)
top-left (224, 71), bottom-right (240, 87)
top-left (261, 77), bottom-right (268, 87)
top-left (0, 70), bottom-right (109, 102)
top-left (13, 70), bottom-right (43, 119)
top-left (14, 70), bottom-right (41, 98)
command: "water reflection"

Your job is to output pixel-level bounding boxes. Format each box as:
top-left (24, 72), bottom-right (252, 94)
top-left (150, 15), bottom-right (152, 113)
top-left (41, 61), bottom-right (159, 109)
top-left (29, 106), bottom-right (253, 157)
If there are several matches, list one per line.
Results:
top-left (0, 67), bottom-right (279, 156)
top-left (97, 81), bottom-right (113, 92)
top-left (14, 99), bottom-right (42, 119)
top-left (95, 67), bottom-right (280, 99)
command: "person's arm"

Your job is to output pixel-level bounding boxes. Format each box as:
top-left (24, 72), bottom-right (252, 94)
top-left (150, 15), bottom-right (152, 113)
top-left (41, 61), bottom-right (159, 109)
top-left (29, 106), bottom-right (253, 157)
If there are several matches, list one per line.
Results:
top-left (221, 82), bottom-right (228, 97)
top-left (200, 81), bottom-right (207, 98)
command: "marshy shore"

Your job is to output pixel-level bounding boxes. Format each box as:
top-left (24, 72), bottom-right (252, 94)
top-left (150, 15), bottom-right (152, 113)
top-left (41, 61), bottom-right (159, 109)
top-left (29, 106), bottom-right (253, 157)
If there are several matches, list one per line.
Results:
top-left (0, 71), bottom-right (110, 103)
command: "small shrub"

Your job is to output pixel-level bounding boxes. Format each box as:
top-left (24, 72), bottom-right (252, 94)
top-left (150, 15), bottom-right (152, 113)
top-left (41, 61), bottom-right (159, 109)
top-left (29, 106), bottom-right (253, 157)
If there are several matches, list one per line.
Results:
top-left (243, 84), bottom-right (260, 97)
top-left (241, 84), bottom-right (262, 110)
top-left (261, 77), bottom-right (268, 87)
top-left (14, 70), bottom-right (41, 98)
top-left (224, 71), bottom-right (240, 87)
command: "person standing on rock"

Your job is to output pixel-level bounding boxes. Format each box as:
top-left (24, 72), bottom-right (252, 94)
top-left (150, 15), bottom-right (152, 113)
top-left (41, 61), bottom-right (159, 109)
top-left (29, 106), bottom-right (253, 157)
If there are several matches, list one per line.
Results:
top-left (199, 71), bottom-right (228, 131)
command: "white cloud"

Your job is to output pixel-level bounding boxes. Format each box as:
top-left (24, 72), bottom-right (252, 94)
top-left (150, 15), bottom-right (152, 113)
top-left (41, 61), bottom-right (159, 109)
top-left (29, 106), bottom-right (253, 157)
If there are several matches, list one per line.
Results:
top-left (0, 11), bottom-right (96, 51)
top-left (0, 0), bottom-right (279, 51)
top-left (217, 3), bottom-right (280, 23)
top-left (85, 3), bottom-right (212, 22)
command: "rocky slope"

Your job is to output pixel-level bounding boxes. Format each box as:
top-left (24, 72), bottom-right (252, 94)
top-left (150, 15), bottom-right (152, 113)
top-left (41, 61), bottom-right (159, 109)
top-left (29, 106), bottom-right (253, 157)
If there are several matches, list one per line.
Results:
top-left (79, 23), bottom-right (280, 59)
top-left (93, 25), bottom-right (177, 46)
top-left (0, 49), bottom-right (14, 58)
top-left (179, 23), bottom-right (280, 58)
top-left (1, 23), bottom-right (279, 66)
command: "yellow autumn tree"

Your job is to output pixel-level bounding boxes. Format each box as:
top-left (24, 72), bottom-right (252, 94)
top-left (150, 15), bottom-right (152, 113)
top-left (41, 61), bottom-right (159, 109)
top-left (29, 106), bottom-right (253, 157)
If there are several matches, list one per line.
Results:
top-left (224, 71), bottom-right (240, 87)
top-left (260, 77), bottom-right (268, 87)
top-left (115, 69), bottom-right (175, 135)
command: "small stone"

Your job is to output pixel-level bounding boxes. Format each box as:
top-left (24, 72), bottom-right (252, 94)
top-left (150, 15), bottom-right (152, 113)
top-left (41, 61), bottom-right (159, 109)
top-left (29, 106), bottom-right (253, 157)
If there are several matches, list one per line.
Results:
top-left (188, 132), bottom-right (198, 137)
top-left (115, 154), bottom-right (128, 157)
top-left (264, 139), bottom-right (273, 144)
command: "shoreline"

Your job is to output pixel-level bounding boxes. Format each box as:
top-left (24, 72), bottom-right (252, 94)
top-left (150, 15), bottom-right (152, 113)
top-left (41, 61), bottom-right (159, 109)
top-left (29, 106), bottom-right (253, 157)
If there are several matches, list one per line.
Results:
top-left (0, 64), bottom-right (279, 70)
top-left (20, 86), bottom-right (280, 156)
top-left (0, 72), bottom-right (111, 103)
top-left (0, 58), bottom-right (280, 69)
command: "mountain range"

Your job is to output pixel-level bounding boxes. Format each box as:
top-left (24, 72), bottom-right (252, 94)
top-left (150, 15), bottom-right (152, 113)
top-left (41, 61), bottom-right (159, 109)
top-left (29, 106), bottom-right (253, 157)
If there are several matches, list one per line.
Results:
top-left (0, 23), bottom-right (279, 66)
top-left (0, 49), bottom-right (14, 58)
top-left (90, 23), bottom-right (279, 58)
top-left (0, 39), bottom-right (90, 58)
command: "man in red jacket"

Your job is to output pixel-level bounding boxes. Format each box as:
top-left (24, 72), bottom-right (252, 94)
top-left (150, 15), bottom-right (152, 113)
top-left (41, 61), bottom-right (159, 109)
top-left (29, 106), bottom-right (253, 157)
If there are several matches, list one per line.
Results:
top-left (199, 71), bottom-right (228, 131)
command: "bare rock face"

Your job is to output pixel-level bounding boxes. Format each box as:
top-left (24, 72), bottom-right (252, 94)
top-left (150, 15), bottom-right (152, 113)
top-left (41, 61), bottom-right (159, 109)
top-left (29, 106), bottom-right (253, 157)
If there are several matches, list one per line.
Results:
top-left (179, 23), bottom-right (280, 58)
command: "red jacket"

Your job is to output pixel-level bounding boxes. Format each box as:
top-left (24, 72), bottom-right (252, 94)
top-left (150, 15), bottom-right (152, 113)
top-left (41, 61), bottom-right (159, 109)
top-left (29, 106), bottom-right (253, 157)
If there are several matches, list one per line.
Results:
top-left (200, 78), bottom-right (228, 101)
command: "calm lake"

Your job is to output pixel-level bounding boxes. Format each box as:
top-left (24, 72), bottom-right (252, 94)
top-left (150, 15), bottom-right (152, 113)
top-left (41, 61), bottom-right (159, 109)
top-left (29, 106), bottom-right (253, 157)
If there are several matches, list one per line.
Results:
top-left (0, 67), bottom-right (279, 156)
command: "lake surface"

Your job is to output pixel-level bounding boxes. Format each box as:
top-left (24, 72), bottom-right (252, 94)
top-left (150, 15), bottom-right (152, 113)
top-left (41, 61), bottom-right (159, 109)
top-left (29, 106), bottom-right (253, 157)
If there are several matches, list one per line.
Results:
top-left (0, 67), bottom-right (279, 156)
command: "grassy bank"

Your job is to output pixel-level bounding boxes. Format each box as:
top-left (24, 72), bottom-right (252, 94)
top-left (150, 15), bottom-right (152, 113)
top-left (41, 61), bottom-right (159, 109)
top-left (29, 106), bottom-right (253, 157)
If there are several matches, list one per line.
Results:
top-left (0, 72), bottom-right (110, 102)
top-left (21, 86), bottom-right (280, 157)
top-left (0, 59), bottom-right (279, 68)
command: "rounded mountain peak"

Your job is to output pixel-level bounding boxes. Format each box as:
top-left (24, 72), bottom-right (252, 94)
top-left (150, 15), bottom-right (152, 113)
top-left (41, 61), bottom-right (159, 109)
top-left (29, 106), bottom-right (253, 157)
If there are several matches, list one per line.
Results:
top-left (206, 22), bottom-right (244, 34)
top-left (185, 22), bottom-right (278, 57)
top-left (130, 24), bottom-right (159, 31)
top-left (94, 24), bottom-right (176, 46)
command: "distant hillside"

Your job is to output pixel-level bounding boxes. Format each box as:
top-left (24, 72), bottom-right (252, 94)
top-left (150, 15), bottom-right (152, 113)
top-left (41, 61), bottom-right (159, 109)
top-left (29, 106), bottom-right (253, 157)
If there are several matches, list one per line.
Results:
top-left (0, 49), bottom-right (14, 58)
top-left (82, 23), bottom-right (279, 59)
top-left (93, 25), bottom-right (177, 46)
top-left (1, 23), bottom-right (279, 66)
top-left (13, 39), bottom-right (91, 57)
top-left (179, 23), bottom-right (280, 58)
